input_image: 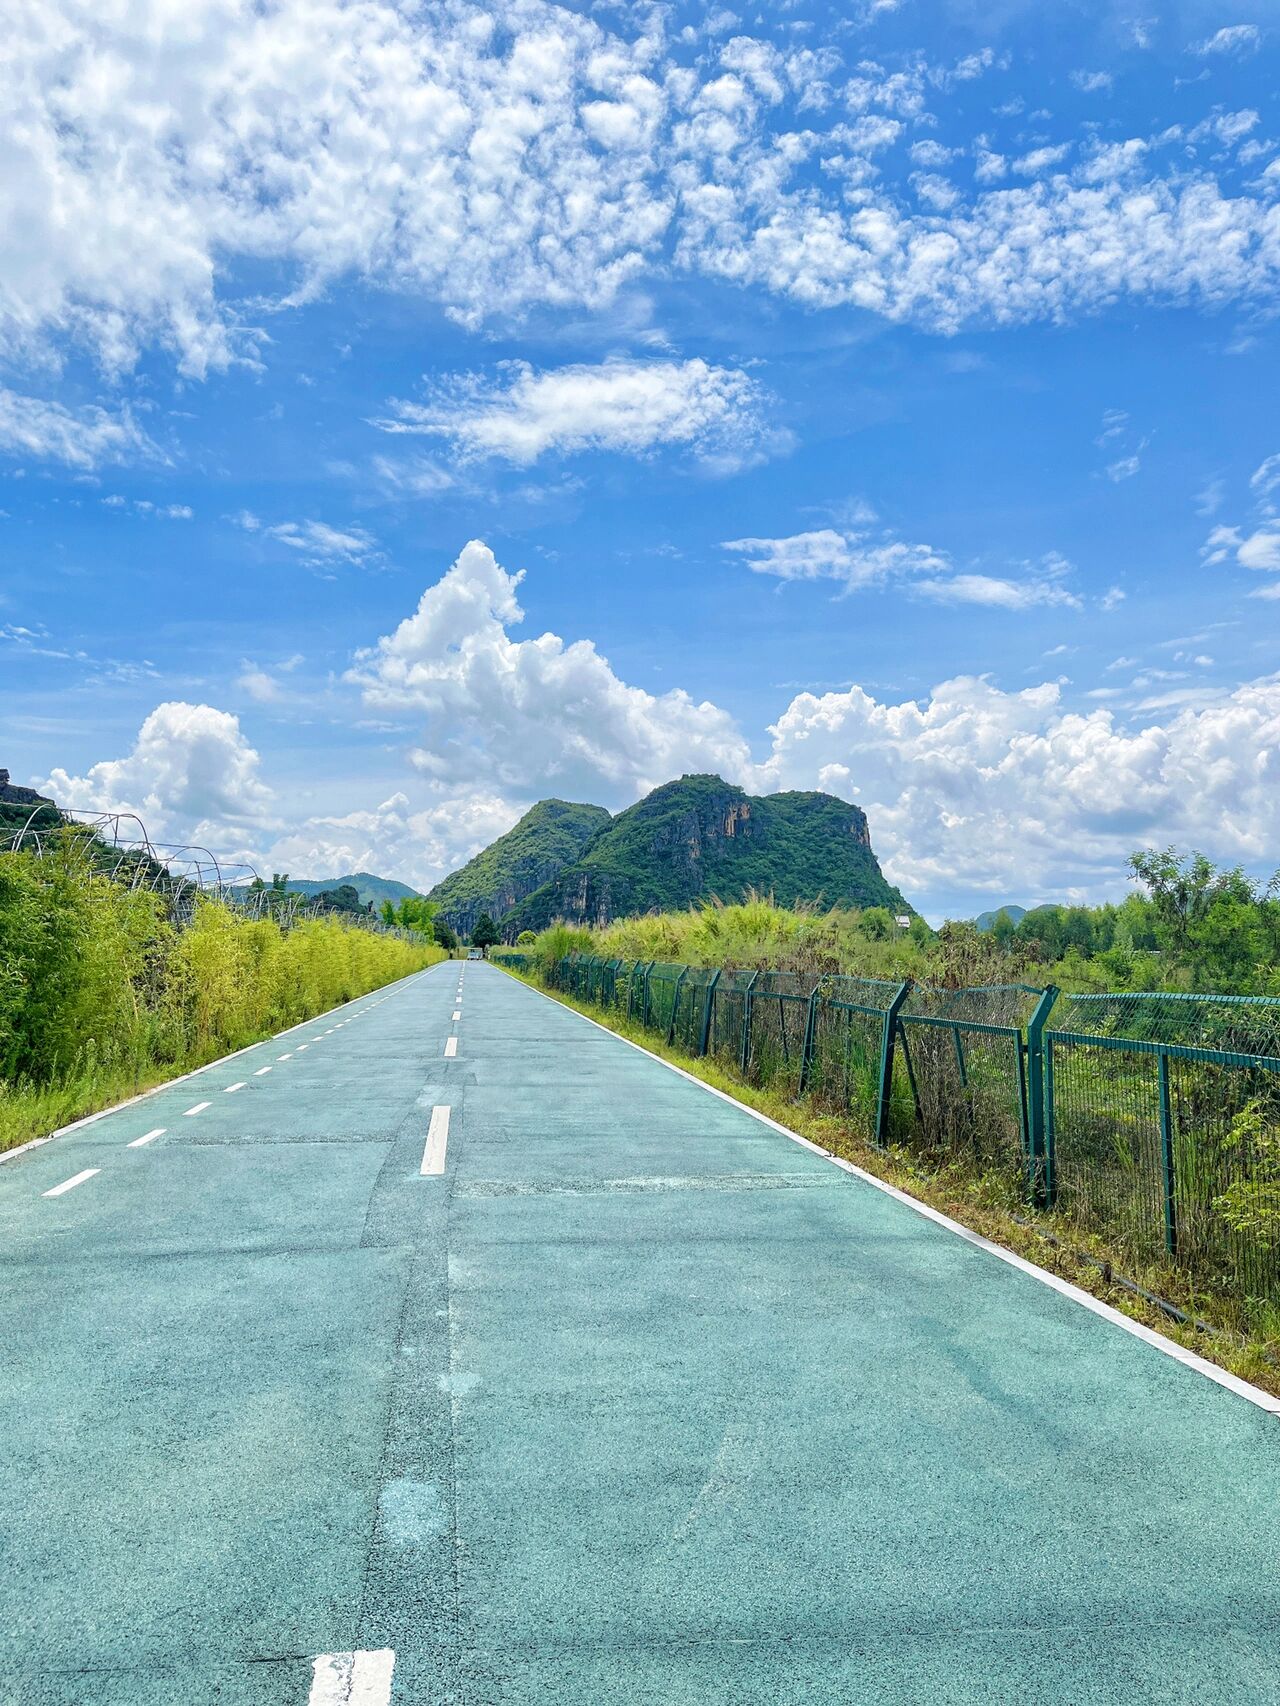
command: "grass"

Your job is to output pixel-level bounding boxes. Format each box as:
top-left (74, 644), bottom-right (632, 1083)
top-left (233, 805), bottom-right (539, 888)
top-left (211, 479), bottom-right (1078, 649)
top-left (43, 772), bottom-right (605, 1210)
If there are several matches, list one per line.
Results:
top-left (499, 962), bottom-right (1280, 1401)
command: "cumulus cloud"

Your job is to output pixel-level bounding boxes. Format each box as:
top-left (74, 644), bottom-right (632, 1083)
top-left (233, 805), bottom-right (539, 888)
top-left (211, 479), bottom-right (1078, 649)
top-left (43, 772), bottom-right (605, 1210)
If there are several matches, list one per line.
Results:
top-left (6, 0), bottom-right (1280, 380)
top-left (43, 703), bottom-right (276, 846)
top-left (0, 389), bottom-right (155, 469)
top-left (44, 547), bottom-right (1280, 909)
top-left (347, 539), bottom-right (753, 796)
top-left (755, 673), bottom-right (1280, 903)
top-left (264, 788), bottom-right (523, 894)
top-left (376, 357), bottom-right (779, 470)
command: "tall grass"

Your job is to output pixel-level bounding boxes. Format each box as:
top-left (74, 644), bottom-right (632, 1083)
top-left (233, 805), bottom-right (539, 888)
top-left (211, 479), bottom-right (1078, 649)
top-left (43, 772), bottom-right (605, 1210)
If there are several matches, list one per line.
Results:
top-left (0, 845), bottom-right (441, 1152)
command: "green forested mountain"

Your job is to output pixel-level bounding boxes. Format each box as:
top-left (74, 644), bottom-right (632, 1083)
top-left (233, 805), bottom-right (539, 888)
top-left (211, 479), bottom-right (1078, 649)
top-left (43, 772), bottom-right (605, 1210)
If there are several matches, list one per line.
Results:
top-left (283, 873), bottom-right (421, 910)
top-left (975, 905), bottom-right (1028, 932)
top-left (502, 774), bottom-right (909, 934)
top-left (427, 798), bottom-right (612, 935)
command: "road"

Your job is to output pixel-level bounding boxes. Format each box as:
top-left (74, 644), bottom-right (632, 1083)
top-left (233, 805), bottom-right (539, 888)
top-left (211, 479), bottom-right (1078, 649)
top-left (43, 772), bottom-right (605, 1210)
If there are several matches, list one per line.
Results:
top-left (2, 958), bottom-right (1279, 1705)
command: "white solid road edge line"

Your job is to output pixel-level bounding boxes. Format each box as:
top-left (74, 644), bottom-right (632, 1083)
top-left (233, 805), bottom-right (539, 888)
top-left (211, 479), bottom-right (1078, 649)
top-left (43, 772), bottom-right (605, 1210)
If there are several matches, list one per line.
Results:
top-left (1, 963), bottom-right (447, 1168)
top-left (43, 1168), bottom-right (100, 1197)
top-left (309, 1648), bottom-right (396, 1706)
top-left (506, 969), bottom-right (1280, 1419)
top-left (420, 1104), bottom-right (450, 1176)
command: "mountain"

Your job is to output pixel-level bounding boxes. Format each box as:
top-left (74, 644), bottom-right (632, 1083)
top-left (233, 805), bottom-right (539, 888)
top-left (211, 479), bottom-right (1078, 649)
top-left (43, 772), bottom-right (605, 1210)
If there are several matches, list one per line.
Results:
top-left (283, 873), bottom-right (422, 910)
top-left (502, 774), bottom-right (909, 934)
top-left (426, 799), bottom-right (612, 936)
top-left (975, 905), bottom-right (1028, 932)
top-left (0, 769), bottom-right (61, 843)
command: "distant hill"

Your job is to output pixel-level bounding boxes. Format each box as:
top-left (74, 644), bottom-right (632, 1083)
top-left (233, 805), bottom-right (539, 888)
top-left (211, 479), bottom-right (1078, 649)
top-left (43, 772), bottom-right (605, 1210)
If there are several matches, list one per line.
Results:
top-left (426, 799), bottom-right (612, 936)
top-left (283, 873), bottom-right (421, 910)
top-left (502, 773), bottom-right (909, 934)
top-left (0, 769), bottom-right (60, 843)
top-left (975, 905), bottom-right (1028, 932)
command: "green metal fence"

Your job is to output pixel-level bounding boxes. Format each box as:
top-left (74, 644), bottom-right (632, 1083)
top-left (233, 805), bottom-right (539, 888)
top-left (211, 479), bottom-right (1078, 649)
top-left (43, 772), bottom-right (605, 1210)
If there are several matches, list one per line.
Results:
top-left (1046, 992), bottom-right (1280, 1301)
top-left (494, 952), bottom-right (1280, 1305)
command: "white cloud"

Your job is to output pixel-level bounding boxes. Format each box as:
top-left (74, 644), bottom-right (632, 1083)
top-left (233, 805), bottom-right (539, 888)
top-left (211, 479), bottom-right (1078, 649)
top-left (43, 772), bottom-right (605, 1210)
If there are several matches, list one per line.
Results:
top-left (347, 539), bottom-right (753, 797)
top-left (1012, 144), bottom-right (1072, 176)
top-left (911, 572), bottom-right (1079, 610)
top-left (1070, 70), bottom-right (1113, 93)
top-left (722, 526), bottom-right (1079, 608)
top-left (47, 551), bottom-right (1280, 910)
top-left (756, 673), bottom-right (1280, 903)
top-left (1106, 455), bottom-right (1141, 481)
top-left (376, 358), bottom-right (778, 471)
top-left (234, 513), bottom-right (379, 567)
top-left (5, 1), bottom-right (1280, 382)
top-left (1193, 25), bottom-right (1262, 57)
top-left (43, 703), bottom-right (276, 846)
top-left (264, 787), bottom-right (522, 894)
top-left (0, 389), bottom-right (154, 469)
top-left (721, 526), bottom-right (947, 591)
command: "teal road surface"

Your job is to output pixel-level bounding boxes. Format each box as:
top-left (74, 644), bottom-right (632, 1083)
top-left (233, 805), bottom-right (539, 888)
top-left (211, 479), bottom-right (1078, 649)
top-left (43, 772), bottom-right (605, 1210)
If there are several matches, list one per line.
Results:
top-left (2, 959), bottom-right (1279, 1705)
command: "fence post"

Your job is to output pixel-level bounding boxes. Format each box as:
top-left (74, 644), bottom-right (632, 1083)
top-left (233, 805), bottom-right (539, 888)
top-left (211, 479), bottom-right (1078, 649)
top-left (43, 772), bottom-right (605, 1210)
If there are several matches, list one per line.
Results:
top-left (667, 966), bottom-right (688, 1045)
top-left (1026, 985), bottom-right (1058, 1209)
top-left (699, 970), bottom-right (720, 1057)
top-left (740, 970), bottom-right (759, 1077)
top-left (1158, 1050), bottom-right (1179, 1257)
top-left (642, 961), bottom-right (655, 1028)
top-left (798, 981), bottom-right (823, 1097)
top-left (874, 981), bottom-right (913, 1148)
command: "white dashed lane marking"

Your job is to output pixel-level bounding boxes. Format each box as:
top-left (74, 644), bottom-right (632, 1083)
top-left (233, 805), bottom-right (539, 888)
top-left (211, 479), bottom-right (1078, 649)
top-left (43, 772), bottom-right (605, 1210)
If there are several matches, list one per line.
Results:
top-left (420, 1105), bottom-right (450, 1176)
top-left (444, 1036), bottom-right (458, 1058)
top-left (279, 1053), bottom-right (293, 1061)
top-left (309, 1649), bottom-right (396, 1706)
top-left (224, 1082), bottom-right (246, 1094)
top-left (43, 1169), bottom-right (99, 1198)
top-left (254, 1066), bottom-right (271, 1076)
top-left (183, 1102), bottom-right (210, 1117)
top-left (128, 1128), bottom-right (165, 1148)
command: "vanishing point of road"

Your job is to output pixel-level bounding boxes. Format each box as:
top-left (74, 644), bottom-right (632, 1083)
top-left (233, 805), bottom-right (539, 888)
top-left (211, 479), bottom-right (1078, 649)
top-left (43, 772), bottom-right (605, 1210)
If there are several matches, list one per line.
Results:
top-left (2, 959), bottom-right (1278, 1705)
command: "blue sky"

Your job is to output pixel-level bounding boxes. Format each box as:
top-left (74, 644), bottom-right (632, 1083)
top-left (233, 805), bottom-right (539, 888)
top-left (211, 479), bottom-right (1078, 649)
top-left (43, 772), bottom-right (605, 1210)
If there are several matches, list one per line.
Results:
top-left (2, 0), bottom-right (1278, 918)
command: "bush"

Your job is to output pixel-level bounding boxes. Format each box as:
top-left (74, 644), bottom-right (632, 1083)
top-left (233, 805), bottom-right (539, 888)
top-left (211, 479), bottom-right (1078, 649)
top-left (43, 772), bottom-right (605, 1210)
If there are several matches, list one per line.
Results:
top-left (0, 846), bottom-right (441, 1150)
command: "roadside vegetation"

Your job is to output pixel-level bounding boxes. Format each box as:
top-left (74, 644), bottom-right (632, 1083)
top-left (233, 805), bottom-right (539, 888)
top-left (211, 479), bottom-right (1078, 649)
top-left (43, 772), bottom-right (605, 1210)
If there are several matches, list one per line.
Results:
top-left (510, 849), bottom-right (1280, 995)
top-left (0, 843), bottom-right (442, 1153)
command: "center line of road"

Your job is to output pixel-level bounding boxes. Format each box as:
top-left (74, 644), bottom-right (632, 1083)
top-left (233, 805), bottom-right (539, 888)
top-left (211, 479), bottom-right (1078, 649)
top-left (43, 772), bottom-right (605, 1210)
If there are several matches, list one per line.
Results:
top-left (296, 1044), bottom-right (309, 1052)
top-left (223, 1082), bottom-right (246, 1094)
top-left (254, 1066), bottom-right (271, 1076)
top-left (128, 1128), bottom-right (165, 1148)
top-left (444, 1036), bottom-right (458, 1057)
top-left (43, 1168), bottom-right (99, 1197)
top-left (278, 1052), bottom-right (293, 1060)
top-left (183, 1101), bottom-right (211, 1117)
top-left (452, 1009), bottom-right (461, 1021)
top-left (309, 1649), bottom-right (396, 1706)
top-left (420, 1105), bottom-right (450, 1175)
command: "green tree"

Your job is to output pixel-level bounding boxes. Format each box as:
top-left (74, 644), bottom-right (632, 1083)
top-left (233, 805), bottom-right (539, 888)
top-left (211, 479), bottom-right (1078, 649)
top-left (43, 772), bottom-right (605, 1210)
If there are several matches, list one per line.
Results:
top-left (471, 912), bottom-right (500, 954)
top-left (516, 930), bottom-right (537, 945)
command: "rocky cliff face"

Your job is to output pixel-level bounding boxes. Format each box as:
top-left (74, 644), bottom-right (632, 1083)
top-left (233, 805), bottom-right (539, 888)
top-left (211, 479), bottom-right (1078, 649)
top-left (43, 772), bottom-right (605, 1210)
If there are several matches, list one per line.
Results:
top-left (502, 774), bottom-right (906, 934)
top-left (426, 798), bottom-right (612, 936)
top-left (0, 769), bottom-right (61, 842)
